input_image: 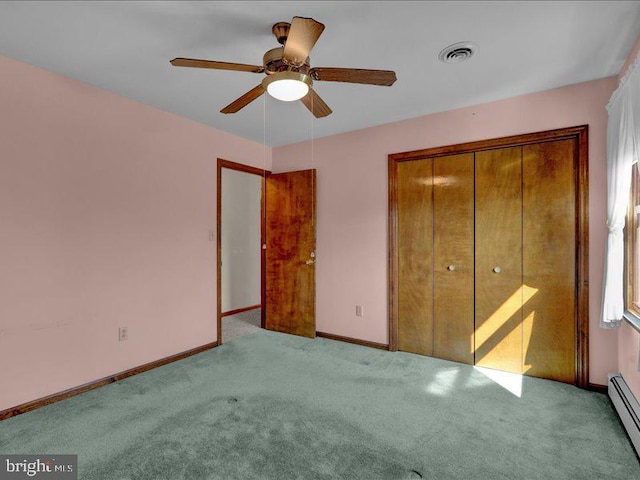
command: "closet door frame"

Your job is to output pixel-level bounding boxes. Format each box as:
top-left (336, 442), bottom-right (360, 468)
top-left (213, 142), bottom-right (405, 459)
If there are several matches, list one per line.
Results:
top-left (388, 125), bottom-right (589, 388)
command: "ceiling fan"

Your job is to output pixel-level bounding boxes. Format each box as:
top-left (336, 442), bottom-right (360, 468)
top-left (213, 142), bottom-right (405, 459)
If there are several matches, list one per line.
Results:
top-left (170, 16), bottom-right (397, 118)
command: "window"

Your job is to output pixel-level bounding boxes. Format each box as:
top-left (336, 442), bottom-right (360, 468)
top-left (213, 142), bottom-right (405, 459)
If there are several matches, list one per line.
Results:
top-left (627, 163), bottom-right (640, 317)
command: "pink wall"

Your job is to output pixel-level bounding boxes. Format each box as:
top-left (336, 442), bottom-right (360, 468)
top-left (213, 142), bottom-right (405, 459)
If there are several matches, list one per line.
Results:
top-left (0, 55), bottom-right (271, 411)
top-left (619, 322), bottom-right (640, 398)
top-left (617, 33), bottom-right (640, 400)
top-left (273, 76), bottom-right (618, 386)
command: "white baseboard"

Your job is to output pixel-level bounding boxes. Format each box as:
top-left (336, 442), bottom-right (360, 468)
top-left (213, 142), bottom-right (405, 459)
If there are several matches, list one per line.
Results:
top-left (608, 373), bottom-right (640, 456)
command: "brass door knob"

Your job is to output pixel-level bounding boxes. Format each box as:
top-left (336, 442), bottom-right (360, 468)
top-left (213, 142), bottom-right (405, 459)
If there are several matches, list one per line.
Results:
top-left (305, 259), bottom-right (315, 266)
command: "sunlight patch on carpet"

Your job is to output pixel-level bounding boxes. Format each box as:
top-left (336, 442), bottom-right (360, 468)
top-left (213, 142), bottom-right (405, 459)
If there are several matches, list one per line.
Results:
top-left (423, 367), bottom-right (461, 396)
top-left (474, 366), bottom-right (523, 397)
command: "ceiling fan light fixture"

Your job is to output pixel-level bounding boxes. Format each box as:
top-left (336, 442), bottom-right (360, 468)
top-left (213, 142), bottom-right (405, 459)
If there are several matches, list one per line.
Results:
top-left (263, 71), bottom-right (311, 102)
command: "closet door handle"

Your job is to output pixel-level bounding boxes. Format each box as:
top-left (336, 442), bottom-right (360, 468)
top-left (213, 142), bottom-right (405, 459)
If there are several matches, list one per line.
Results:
top-left (493, 266), bottom-right (502, 273)
top-left (448, 264), bottom-right (456, 271)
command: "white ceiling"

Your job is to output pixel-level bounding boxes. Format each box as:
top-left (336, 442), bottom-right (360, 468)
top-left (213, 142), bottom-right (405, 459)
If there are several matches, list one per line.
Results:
top-left (1, 1), bottom-right (639, 146)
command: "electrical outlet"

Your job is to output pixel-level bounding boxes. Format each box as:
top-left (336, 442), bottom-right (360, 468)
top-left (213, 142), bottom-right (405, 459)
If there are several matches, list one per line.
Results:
top-left (355, 305), bottom-right (363, 317)
top-left (119, 327), bottom-right (128, 342)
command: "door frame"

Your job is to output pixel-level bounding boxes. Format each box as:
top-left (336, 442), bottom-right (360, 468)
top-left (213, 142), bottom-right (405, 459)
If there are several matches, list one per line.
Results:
top-left (216, 158), bottom-right (271, 344)
top-left (388, 125), bottom-right (589, 388)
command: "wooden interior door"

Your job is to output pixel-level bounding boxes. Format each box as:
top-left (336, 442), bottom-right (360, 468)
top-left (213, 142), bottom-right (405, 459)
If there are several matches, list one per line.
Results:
top-left (433, 153), bottom-right (475, 364)
top-left (475, 147), bottom-right (523, 374)
top-left (397, 158), bottom-right (434, 356)
top-left (522, 139), bottom-right (576, 383)
top-left (265, 169), bottom-right (316, 338)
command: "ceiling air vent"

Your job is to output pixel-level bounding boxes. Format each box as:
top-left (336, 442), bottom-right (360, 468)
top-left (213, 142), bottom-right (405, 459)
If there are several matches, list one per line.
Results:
top-left (438, 42), bottom-right (478, 64)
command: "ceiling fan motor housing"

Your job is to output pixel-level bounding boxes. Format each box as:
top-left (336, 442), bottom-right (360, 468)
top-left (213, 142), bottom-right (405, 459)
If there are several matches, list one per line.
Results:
top-left (263, 47), bottom-right (310, 75)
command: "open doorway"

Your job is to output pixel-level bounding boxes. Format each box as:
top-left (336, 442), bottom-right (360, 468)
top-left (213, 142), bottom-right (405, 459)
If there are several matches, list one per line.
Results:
top-left (216, 158), bottom-right (269, 344)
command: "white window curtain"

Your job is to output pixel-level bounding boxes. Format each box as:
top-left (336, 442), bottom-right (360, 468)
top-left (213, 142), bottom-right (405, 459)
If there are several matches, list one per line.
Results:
top-left (601, 54), bottom-right (640, 327)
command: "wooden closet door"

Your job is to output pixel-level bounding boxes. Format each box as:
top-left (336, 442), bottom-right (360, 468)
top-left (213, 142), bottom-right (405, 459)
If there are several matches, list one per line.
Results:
top-left (475, 147), bottom-right (523, 374)
top-left (522, 139), bottom-right (576, 383)
top-left (433, 153), bottom-right (475, 364)
top-left (397, 158), bottom-right (433, 356)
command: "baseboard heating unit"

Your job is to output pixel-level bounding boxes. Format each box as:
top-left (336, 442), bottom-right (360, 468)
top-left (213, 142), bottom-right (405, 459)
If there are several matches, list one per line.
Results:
top-left (609, 374), bottom-right (640, 456)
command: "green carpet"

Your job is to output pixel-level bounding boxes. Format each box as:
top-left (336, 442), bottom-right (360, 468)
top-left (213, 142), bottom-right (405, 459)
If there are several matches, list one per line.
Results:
top-left (1, 330), bottom-right (638, 479)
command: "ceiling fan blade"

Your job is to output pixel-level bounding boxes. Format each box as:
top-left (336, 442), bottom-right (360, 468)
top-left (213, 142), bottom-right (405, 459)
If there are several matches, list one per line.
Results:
top-left (310, 67), bottom-right (397, 86)
top-left (300, 88), bottom-right (332, 118)
top-left (282, 17), bottom-right (325, 66)
top-left (221, 85), bottom-right (265, 114)
top-left (170, 58), bottom-right (264, 73)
